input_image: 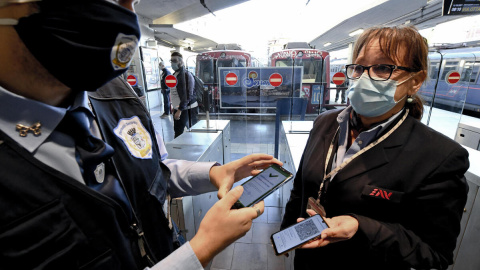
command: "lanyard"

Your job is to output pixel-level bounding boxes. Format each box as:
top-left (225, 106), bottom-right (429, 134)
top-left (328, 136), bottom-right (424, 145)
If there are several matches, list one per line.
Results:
top-left (316, 109), bottom-right (409, 204)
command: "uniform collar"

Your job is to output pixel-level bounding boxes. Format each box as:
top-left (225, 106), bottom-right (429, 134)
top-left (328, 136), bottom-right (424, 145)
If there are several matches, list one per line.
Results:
top-left (0, 86), bottom-right (91, 153)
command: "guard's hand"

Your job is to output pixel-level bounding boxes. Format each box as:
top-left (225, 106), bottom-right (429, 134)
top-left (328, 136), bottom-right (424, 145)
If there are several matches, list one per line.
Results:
top-left (296, 210), bottom-right (359, 249)
top-left (209, 153), bottom-right (282, 199)
top-left (190, 186), bottom-right (264, 267)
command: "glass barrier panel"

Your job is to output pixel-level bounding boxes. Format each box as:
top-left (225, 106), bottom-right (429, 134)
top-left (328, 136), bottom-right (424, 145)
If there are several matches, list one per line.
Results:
top-left (419, 50), bottom-right (470, 139)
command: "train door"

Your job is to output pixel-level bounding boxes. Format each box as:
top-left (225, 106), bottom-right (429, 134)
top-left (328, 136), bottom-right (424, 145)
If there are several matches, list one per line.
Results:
top-left (195, 55), bottom-right (215, 114)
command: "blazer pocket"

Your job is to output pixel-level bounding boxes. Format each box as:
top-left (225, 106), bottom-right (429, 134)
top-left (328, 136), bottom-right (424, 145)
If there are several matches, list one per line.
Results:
top-left (0, 200), bottom-right (105, 269)
top-left (361, 185), bottom-right (404, 203)
top-left (148, 165), bottom-right (169, 204)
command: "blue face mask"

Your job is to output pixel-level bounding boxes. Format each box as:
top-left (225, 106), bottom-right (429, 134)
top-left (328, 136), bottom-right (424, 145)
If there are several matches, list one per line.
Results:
top-left (347, 74), bottom-right (412, 117)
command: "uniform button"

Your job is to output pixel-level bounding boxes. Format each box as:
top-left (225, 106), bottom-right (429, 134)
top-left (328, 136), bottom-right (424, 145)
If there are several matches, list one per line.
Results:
top-left (358, 140), bottom-right (363, 145)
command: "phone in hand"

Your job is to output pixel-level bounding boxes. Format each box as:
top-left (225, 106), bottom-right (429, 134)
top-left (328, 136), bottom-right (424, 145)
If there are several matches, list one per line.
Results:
top-left (270, 214), bottom-right (329, 256)
top-left (232, 164), bottom-right (293, 209)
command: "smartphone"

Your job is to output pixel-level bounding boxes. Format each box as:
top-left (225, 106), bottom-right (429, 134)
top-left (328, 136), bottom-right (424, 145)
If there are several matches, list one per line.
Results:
top-left (232, 164), bottom-right (293, 209)
top-left (270, 214), bottom-right (329, 256)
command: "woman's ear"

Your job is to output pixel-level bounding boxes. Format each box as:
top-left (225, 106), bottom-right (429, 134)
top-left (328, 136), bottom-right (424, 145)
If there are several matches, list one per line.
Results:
top-left (409, 70), bottom-right (427, 95)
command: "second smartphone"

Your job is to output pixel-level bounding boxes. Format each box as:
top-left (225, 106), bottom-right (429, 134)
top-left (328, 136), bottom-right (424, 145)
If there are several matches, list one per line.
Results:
top-left (271, 214), bottom-right (329, 256)
top-left (232, 164), bottom-right (293, 209)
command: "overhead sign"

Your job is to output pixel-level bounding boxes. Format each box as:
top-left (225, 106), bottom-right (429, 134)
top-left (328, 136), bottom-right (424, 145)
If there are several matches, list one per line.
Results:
top-left (127, 74), bottom-right (137, 86)
top-left (443, 0), bottom-right (480, 16)
top-left (165, 75), bottom-right (177, 88)
top-left (225, 72), bottom-right (238, 86)
top-left (446, 70), bottom-right (461, 84)
top-left (269, 73), bottom-right (283, 87)
top-left (332, 72), bottom-right (346, 85)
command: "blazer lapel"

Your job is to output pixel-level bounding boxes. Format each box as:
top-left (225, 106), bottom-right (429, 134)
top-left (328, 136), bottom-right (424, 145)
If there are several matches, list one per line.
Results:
top-left (332, 117), bottom-right (411, 183)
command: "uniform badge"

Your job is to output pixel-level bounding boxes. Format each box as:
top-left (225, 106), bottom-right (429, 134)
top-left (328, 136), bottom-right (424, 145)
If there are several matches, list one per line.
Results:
top-left (111, 33), bottom-right (139, 70)
top-left (94, 163), bottom-right (105, 184)
top-left (114, 116), bottom-right (153, 159)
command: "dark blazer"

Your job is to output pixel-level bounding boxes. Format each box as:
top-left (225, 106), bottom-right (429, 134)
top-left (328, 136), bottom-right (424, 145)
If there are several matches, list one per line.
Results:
top-left (281, 109), bottom-right (469, 270)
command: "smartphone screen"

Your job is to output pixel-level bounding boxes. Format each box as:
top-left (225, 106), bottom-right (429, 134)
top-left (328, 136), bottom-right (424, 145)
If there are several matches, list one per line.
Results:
top-left (271, 214), bottom-right (329, 255)
top-left (234, 164), bottom-right (292, 208)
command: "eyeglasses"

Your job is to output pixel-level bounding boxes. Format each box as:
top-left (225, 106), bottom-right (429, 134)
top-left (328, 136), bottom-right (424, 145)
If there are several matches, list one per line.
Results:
top-left (345, 64), bottom-right (417, 81)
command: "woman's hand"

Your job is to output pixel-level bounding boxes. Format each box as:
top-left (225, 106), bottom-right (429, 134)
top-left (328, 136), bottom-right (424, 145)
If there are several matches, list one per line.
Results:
top-left (209, 153), bottom-right (282, 199)
top-left (297, 209), bottom-right (359, 249)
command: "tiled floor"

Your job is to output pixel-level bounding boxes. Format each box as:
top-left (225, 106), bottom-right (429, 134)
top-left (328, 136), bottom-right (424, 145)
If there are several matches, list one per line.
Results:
top-left (150, 107), bottom-right (287, 270)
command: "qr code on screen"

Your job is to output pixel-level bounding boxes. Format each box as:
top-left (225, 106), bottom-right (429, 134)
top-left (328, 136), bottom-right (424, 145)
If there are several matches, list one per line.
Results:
top-left (295, 219), bottom-right (320, 241)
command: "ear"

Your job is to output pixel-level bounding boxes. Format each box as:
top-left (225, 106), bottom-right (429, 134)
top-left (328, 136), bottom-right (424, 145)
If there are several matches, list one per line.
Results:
top-left (409, 70), bottom-right (427, 95)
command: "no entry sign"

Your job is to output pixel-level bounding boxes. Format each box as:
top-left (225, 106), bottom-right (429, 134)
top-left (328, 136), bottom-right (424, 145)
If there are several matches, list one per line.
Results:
top-left (332, 72), bottom-right (346, 85)
top-left (225, 72), bottom-right (238, 86)
top-left (165, 75), bottom-right (177, 88)
top-left (127, 75), bottom-right (137, 86)
top-left (446, 71), bottom-right (461, 84)
top-left (269, 73), bottom-right (283, 87)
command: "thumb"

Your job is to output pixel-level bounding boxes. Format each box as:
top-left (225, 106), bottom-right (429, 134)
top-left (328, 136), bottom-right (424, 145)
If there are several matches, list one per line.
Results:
top-left (222, 185), bottom-right (243, 208)
top-left (217, 185), bottom-right (230, 199)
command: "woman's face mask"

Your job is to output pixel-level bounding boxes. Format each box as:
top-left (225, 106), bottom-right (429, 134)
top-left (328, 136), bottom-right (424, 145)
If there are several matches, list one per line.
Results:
top-left (1, 1), bottom-right (141, 91)
top-left (347, 73), bottom-right (413, 117)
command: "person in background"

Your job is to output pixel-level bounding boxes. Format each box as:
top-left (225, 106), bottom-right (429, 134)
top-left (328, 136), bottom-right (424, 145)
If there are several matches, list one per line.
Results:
top-left (0, 1), bottom-right (281, 269)
top-left (159, 60), bottom-right (171, 118)
top-left (335, 69), bottom-right (347, 104)
top-left (170, 51), bottom-right (198, 138)
top-left (282, 25), bottom-right (469, 270)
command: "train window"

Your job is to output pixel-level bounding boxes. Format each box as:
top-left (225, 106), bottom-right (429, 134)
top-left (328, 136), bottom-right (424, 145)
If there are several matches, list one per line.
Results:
top-left (275, 59), bottom-right (294, 67)
top-left (197, 59), bottom-right (214, 84)
top-left (429, 61), bottom-right (440, 80)
top-left (440, 61), bottom-right (459, 80)
top-left (460, 61), bottom-right (473, 82)
top-left (300, 59), bottom-right (317, 80)
top-left (460, 61), bottom-right (480, 83)
top-left (315, 60), bottom-right (325, 83)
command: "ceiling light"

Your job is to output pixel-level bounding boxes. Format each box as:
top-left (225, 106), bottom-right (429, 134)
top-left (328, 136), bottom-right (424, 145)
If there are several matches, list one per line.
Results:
top-left (183, 38), bottom-right (195, 44)
top-left (349, 29), bottom-right (364, 37)
top-left (324, 42), bottom-right (331, 47)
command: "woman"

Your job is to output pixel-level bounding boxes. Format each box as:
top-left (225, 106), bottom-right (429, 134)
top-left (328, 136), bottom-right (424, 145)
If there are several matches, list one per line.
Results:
top-left (281, 26), bottom-right (469, 270)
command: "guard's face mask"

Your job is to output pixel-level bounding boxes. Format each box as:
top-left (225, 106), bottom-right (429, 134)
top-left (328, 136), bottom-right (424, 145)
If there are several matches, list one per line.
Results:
top-left (0, 0), bottom-right (141, 91)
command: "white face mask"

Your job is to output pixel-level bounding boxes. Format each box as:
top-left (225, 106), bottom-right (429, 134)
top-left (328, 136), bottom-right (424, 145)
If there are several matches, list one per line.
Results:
top-left (347, 73), bottom-right (413, 117)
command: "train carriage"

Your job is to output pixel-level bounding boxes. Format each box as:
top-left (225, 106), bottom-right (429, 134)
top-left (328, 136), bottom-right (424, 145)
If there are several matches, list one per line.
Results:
top-left (269, 42), bottom-right (331, 114)
top-left (194, 44), bottom-right (257, 113)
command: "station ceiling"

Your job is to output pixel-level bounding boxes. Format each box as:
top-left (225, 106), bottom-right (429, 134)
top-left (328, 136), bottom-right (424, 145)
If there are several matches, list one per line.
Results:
top-left (134, 0), bottom-right (471, 53)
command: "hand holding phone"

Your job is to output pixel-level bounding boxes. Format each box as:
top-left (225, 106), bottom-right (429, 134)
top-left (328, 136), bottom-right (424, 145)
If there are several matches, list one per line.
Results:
top-left (271, 214), bottom-right (329, 256)
top-left (232, 164), bottom-right (293, 209)
top-left (295, 214), bottom-right (359, 249)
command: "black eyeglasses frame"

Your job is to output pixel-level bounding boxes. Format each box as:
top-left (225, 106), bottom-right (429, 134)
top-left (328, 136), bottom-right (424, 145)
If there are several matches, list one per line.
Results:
top-left (345, 64), bottom-right (417, 81)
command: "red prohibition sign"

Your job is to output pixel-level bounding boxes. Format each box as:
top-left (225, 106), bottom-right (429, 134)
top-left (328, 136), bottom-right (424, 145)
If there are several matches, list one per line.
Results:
top-left (165, 75), bottom-right (177, 88)
top-left (127, 75), bottom-right (137, 86)
top-left (332, 72), bottom-right (346, 85)
top-left (225, 72), bottom-right (238, 86)
top-left (446, 71), bottom-right (461, 84)
top-left (269, 73), bottom-right (283, 87)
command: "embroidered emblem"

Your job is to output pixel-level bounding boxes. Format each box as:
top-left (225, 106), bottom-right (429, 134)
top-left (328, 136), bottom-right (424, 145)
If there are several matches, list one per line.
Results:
top-left (369, 188), bottom-right (393, 200)
top-left (94, 163), bottom-right (105, 184)
top-left (114, 116), bottom-right (153, 159)
top-left (111, 33), bottom-right (138, 70)
top-left (16, 122), bottom-right (41, 137)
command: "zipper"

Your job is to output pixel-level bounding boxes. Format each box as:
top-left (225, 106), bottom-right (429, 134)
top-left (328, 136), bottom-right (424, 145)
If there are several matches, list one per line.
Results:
top-left (131, 223), bottom-right (155, 267)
